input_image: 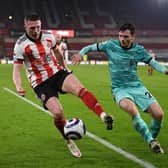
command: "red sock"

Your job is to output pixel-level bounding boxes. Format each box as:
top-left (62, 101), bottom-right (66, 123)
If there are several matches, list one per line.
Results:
top-left (54, 117), bottom-right (66, 139)
top-left (78, 88), bottom-right (104, 117)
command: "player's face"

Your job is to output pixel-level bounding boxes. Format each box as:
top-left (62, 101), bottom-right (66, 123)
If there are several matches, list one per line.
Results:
top-left (119, 30), bottom-right (135, 48)
top-left (24, 20), bottom-right (41, 40)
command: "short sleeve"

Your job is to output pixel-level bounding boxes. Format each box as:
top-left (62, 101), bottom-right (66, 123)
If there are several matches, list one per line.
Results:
top-left (98, 41), bottom-right (109, 51)
top-left (13, 42), bottom-right (24, 63)
top-left (136, 46), bottom-right (152, 63)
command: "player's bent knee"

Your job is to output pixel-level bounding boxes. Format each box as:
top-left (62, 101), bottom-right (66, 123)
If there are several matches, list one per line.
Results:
top-left (78, 87), bottom-right (88, 98)
top-left (51, 110), bottom-right (64, 119)
top-left (156, 112), bottom-right (164, 121)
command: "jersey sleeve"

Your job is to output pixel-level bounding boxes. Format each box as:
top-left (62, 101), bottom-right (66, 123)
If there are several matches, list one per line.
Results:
top-left (97, 41), bottom-right (109, 51)
top-left (79, 43), bottom-right (97, 56)
top-left (13, 42), bottom-right (24, 64)
top-left (149, 59), bottom-right (167, 73)
top-left (79, 41), bottom-right (108, 56)
top-left (136, 46), bottom-right (152, 63)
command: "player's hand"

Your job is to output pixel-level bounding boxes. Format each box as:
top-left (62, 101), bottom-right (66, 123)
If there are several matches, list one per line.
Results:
top-left (71, 53), bottom-right (82, 65)
top-left (165, 70), bottom-right (168, 75)
top-left (16, 87), bottom-right (26, 97)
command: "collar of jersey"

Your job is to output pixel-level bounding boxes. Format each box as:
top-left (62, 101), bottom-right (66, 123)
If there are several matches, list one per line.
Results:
top-left (119, 42), bottom-right (135, 50)
top-left (25, 32), bottom-right (42, 42)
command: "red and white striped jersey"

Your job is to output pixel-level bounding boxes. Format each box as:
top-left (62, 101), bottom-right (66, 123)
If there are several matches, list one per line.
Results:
top-left (57, 41), bottom-right (68, 56)
top-left (13, 31), bottom-right (63, 88)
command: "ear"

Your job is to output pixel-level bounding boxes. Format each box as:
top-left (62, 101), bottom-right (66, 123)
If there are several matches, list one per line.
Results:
top-left (24, 21), bottom-right (27, 29)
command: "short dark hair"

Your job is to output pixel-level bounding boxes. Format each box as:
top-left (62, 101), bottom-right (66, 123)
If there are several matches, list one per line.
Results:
top-left (119, 22), bottom-right (136, 35)
top-left (24, 12), bottom-right (40, 21)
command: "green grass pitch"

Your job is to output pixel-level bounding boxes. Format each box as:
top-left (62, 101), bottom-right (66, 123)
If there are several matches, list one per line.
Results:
top-left (0, 64), bottom-right (168, 168)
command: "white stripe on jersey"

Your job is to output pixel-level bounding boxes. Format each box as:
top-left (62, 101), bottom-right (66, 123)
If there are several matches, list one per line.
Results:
top-left (14, 32), bottom-right (63, 88)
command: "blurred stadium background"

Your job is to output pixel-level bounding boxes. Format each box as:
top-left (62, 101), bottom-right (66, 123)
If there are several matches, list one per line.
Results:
top-left (0, 0), bottom-right (168, 63)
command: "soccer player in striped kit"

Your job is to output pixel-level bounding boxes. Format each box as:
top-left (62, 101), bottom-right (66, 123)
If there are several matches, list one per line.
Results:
top-left (55, 34), bottom-right (70, 71)
top-left (12, 12), bottom-right (113, 158)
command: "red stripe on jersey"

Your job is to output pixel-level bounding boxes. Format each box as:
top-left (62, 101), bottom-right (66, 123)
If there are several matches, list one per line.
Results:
top-left (46, 39), bottom-right (63, 71)
top-left (35, 41), bottom-right (54, 78)
top-left (51, 50), bottom-right (62, 71)
top-left (25, 45), bottom-right (43, 85)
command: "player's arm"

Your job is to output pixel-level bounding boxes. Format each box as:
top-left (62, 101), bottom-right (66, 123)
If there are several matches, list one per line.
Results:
top-left (141, 47), bottom-right (168, 75)
top-left (72, 43), bottom-right (98, 64)
top-left (13, 62), bottom-right (26, 96)
top-left (51, 33), bottom-right (67, 69)
top-left (53, 46), bottom-right (66, 69)
top-left (13, 41), bottom-right (26, 96)
top-left (149, 59), bottom-right (168, 74)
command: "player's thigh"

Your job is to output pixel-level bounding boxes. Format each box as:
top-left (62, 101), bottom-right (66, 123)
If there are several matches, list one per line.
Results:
top-left (133, 86), bottom-right (157, 112)
top-left (113, 88), bottom-right (139, 115)
top-left (62, 73), bottom-right (84, 95)
top-left (113, 88), bottom-right (134, 105)
top-left (120, 98), bottom-right (139, 116)
top-left (46, 97), bottom-right (64, 117)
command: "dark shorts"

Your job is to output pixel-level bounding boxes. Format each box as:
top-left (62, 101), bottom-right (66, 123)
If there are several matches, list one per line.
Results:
top-left (34, 69), bottom-right (72, 108)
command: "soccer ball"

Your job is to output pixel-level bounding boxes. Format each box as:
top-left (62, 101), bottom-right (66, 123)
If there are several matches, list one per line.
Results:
top-left (64, 118), bottom-right (86, 140)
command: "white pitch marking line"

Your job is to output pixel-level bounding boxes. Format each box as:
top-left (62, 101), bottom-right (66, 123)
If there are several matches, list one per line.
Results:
top-left (3, 87), bottom-right (157, 168)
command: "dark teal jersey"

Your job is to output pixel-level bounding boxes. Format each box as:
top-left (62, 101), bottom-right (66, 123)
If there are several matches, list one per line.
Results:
top-left (79, 39), bottom-right (167, 90)
top-left (80, 39), bottom-right (152, 89)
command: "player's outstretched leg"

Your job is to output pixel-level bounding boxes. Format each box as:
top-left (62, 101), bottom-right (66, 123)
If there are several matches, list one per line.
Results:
top-left (54, 117), bottom-right (67, 138)
top-left (54, 117), bottom-right (82, 157)
top-left (66, 139), bottom-right (82, 158)
top-left (78, 88), bottom-right (114, 130)
top-left (150, 119), bottom-right (162, 139)
top-left (132, 114), bottom-right (164, 154)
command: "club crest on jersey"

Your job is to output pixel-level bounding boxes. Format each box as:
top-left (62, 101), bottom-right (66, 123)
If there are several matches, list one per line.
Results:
top-left (41, 94), bottom-right (46, 102)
